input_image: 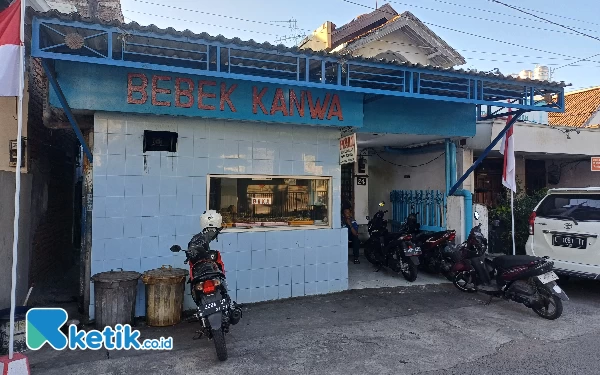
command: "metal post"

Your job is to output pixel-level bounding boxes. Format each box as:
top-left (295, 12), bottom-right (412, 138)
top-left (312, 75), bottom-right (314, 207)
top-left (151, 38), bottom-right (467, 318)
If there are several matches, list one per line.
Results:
top-left (41, 59), bottom-right (93, 162)
top-left (81, 131), bottom-right (93, 320)
top-left (449, 109), bottom-right (527, 195)
top-left (445, 139), bottom-right (450, 194)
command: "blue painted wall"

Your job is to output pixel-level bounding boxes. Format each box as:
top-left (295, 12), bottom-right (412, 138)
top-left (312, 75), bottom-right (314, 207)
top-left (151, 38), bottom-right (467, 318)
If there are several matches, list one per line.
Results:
top-left (50, 61), bottom-right (364, 128)
top-left (361, 96), bottom-right (476, 136)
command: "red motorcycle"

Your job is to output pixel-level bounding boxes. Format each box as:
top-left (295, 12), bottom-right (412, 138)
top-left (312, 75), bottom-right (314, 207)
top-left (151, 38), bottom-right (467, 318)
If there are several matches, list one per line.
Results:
top-left (413, 229), bottom-right (457, 280)
top-left (451, 222), bottom-right (569, 320)
top-left (170, 228), bottom-right (242, 361)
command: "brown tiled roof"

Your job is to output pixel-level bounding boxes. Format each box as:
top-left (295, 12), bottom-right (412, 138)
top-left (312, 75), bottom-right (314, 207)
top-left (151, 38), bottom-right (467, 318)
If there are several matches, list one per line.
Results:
top-left (548, 86), bottom-right (600, 127)
top-left (331, 3), bottom-right (397, 47)
top-left (345, 14), bottom-right (402, 44)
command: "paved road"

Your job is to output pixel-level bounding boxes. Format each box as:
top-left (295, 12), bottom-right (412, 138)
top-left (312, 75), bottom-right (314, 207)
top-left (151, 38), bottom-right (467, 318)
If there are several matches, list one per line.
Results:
top-left (27, 278), bottom-right (600, 375)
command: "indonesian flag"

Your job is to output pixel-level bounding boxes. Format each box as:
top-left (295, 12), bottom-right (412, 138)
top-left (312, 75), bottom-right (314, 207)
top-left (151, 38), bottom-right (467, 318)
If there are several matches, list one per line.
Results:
top-left (500, 108), bottom-right (517, 193)
top-left (0, 0), bottom-right (21, 96)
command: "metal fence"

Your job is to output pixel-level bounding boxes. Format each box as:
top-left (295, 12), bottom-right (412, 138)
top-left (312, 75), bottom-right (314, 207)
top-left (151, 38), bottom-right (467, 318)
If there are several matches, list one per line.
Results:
top-left (390, 190), bottom-right (447, 232)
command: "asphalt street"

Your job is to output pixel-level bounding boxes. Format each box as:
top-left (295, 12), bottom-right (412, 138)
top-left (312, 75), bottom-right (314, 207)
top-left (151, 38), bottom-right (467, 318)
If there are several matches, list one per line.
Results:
top-left (26, 278), bottom-right (600, 375)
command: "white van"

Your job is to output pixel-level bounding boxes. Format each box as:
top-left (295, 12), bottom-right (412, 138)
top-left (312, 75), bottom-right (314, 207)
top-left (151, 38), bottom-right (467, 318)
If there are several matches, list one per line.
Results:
top-left (526, 188), bottom-right (600, 280)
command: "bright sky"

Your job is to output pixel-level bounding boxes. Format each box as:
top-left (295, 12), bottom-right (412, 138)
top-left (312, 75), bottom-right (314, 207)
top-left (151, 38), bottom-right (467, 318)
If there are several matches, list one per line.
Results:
top-left (120, 0), bottom-right (600, 92)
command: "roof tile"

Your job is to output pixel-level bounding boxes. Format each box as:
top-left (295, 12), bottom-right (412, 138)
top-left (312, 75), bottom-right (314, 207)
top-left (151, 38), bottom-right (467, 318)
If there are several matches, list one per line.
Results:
top-left (548, 86), bottom-right (600, 127)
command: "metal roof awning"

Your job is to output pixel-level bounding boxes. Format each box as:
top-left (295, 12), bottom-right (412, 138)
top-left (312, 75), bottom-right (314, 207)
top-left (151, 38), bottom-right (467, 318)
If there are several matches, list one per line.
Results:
top-left (28, 10), bottom-right (566, 113)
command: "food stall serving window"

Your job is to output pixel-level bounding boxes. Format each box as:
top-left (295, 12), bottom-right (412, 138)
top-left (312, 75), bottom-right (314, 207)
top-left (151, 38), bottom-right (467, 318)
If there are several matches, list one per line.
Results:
top-left (208, 175), bottom-right (331, 229)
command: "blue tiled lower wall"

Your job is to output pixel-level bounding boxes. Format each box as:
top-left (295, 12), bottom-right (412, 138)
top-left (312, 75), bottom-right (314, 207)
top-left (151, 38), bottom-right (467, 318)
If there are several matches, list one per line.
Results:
top-left (89, 113), bottom-right (346, 318)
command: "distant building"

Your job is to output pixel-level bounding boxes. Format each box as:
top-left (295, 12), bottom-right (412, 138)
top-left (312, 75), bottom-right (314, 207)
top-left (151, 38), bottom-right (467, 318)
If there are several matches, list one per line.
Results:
top-left (300, 4), bottom-right (465, 68)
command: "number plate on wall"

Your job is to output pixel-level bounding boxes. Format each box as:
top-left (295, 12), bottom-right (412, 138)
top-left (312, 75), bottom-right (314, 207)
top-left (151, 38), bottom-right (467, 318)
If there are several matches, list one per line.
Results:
top-left (252, 197), bottom-right (272, 205)
top-left (356, 177), bottom-right (367, 185)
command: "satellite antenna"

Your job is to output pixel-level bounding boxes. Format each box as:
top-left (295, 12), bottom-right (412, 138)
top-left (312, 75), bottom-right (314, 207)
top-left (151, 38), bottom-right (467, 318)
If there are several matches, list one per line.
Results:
top-left (272, 18), bottom-right (306, 46)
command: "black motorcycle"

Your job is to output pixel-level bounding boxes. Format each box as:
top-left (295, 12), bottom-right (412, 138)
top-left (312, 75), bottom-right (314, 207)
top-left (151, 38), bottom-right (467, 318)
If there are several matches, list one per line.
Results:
top-left (364, 202), bottom-right (422, 282)
top-left (170, 228), bottom-right (242, 361)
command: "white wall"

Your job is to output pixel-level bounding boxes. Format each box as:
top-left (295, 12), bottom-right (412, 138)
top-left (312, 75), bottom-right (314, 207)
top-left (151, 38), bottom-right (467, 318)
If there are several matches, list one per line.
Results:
top-left (368, 150), bottom-right (446, 213)
top-left (353, 32), bottom-right (429, 65)
top-left (492, 121), bottom-right (600, 156)
top-left (91, 113), bottom-right (346, 318)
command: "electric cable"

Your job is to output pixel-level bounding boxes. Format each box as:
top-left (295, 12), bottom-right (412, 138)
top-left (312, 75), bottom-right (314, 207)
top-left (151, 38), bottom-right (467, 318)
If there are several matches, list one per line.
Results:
top-left (361, 147), bottom-right (446, 168)
top-left (489, 0), bottom-right (600, 43)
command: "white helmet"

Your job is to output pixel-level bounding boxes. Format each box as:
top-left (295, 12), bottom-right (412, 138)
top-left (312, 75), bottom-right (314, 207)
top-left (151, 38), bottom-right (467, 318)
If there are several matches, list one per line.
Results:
top-left (200, 210), bottom-right (223, 230)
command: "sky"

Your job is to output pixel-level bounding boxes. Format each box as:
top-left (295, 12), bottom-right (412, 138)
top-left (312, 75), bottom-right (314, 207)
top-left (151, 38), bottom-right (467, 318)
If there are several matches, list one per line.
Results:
top-left (120, 0), bottom-right (600, 92)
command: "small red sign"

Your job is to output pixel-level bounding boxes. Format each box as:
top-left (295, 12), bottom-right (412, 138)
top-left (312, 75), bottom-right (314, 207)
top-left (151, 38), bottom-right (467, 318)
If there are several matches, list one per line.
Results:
top-left (592, 157), bottom-right (600, 171)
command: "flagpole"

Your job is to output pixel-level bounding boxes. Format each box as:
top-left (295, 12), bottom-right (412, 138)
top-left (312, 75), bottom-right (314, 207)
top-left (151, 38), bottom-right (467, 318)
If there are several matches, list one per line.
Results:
top-left (511, 190), bottom-right (516, 256)
top-left (8, 0), bottom-right (26, 360)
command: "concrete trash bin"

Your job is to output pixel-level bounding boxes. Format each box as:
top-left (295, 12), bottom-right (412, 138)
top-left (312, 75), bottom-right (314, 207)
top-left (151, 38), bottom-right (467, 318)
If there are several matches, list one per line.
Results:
top-left (91, 270), bottom-right (141, 330)
top-left (141, 266), bottom-right (187, 327)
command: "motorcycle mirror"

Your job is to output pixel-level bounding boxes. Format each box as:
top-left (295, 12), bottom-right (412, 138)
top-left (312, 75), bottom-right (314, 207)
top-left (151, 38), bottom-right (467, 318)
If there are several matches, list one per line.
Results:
top-left (474, 211), bottom-right (480, 220)
top-left (366, 216), bottom-right (370, 221)
top-left (379, 201), bottom-right (385, 207)
top-left (170, 245), bottom-right (182, 252)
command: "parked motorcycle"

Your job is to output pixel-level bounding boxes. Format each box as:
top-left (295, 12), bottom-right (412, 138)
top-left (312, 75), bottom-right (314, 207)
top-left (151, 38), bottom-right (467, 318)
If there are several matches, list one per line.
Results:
top-left (410, 226), bottom-right (458, 280)
top-left (170, 211), bottom-right (242, 361)
top-left (364, 202), bottom-right (422, 281)
top-left (451, 222), bottom-right (494, 293)
top-left (452, 212), bottom-right (569, 320)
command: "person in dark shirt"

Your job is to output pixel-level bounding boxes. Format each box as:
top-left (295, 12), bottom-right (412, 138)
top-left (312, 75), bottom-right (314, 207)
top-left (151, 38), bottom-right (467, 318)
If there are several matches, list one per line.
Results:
top-left (342, 199), bottom-right (360, 264)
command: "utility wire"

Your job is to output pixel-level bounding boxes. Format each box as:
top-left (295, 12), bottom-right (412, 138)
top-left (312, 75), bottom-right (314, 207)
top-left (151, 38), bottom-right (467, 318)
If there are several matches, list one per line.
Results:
top-left (129, 0), bottom-right (295, 30)
top-left (125, 0), bottom-right (599, 67)
top-left (420, 0), bottom-right (600, 33)
top-left (341, 0), bottom-right (598, 63)
top-left (385, 0), bottom-right (597, 37)
top-left (489, 0), bottom-right (600, 43)
top-left (507, 4), bottom-right (600, 28)
top-left (554, 53), bottom-right (600, 71)
top-left (126, 10), bottom-right (279, 37)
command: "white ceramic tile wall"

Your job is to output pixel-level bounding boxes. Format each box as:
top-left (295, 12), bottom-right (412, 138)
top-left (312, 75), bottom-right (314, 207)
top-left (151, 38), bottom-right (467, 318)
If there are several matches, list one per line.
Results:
top-left (91, 113), bottom-right (346, 318)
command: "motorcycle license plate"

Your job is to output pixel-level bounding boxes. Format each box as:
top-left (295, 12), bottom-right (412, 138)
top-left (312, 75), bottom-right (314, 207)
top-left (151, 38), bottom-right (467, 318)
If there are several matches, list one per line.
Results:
top-left (537, 271), bottom-right (559, 284)
top-left (200, 296), bottom-right (228, 316)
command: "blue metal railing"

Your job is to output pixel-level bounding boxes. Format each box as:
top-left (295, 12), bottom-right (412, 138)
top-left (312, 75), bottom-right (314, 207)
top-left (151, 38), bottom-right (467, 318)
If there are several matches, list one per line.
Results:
top-left (390, 190), bottom-right (447, 232)
top-left (30, 16), bottom-right (565, 112)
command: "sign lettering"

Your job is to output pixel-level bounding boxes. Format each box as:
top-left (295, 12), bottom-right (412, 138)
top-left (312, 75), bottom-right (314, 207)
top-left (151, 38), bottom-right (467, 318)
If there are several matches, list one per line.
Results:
top-left (130, 73), bottom-right (345, 121)
top-left (592, 157), bottom-right (600, 172)
top-left (51, 62), bottom-right (364, 128)
top-left (251, 197), bottom-right (272, 205)
top-left (339, 133), bottom-right (357, 165)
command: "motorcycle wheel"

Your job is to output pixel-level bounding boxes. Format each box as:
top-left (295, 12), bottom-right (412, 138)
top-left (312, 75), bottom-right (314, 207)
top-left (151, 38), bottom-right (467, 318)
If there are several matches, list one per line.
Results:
top-left (364, 245), bottom-right (377, 265)
top-left (212, 328), bottom-right (228, 361)
top-left (532, 287), bottom-right (563, 320)
top-left (402, 261), bottom-right (418, 282)
top-left (453, 271), bottom-right (477, 293)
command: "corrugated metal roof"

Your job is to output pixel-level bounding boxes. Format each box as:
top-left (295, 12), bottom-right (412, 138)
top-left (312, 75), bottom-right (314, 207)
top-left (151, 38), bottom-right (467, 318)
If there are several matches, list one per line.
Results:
top-left (548, 86), bottom-right (600, 127)
top-left (25, 7), bottom-right (567, 89)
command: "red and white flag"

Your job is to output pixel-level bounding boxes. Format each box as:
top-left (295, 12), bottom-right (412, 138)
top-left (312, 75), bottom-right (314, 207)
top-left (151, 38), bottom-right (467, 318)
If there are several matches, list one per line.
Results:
top-left (0, 0), bottom-right (21, 97)
top-left (500, 109), bottom-right (517, 193)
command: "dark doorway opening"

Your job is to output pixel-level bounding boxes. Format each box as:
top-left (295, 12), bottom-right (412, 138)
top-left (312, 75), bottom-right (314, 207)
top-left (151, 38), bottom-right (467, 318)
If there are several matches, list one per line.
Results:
top-left (525, 159), bottom-right (546, 195)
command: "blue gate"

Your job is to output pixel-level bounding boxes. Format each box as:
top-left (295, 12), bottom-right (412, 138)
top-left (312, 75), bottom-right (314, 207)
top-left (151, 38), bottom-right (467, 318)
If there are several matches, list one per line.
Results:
top-left (390, 190), bottom-right (447, 232)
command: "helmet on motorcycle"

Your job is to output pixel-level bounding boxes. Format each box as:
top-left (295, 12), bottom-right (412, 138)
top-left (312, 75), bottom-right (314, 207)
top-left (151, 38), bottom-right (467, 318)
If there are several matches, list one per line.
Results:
top-left (200, 210), bottom-right (223, 230)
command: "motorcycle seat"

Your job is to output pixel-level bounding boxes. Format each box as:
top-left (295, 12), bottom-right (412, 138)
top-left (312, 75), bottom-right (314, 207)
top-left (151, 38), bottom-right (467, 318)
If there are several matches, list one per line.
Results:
top-left (492, 255), bottom-right (543, 269)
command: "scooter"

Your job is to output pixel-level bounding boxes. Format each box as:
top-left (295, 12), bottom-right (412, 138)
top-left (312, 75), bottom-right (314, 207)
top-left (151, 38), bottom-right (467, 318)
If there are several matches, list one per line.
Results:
top-left (364, 201), bottom-right (422, 282)
top-left (452, 211), bottom-right (569, 320)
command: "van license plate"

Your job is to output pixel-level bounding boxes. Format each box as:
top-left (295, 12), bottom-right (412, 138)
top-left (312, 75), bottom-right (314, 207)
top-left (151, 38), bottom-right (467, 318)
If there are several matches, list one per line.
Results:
top-left (537, 271), bottom-right (559, 284)
top-left (552, 235), bottom-right (586, 249)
